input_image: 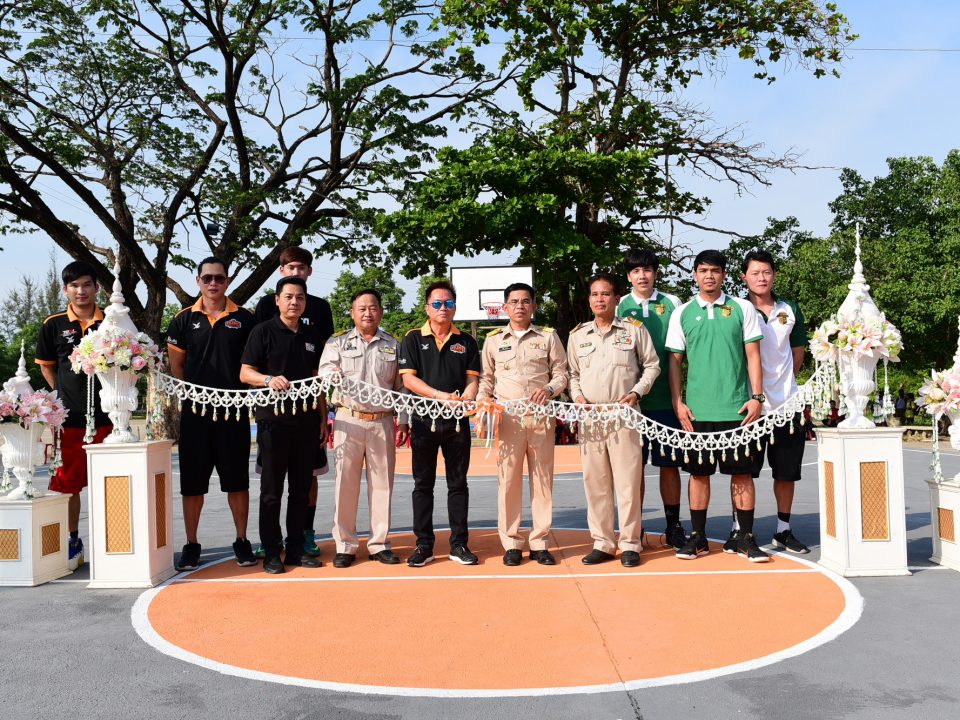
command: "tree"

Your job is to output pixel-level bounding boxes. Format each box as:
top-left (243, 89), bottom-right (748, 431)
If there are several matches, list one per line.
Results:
top-left (0, 250), bottom-right (63, 341)
top-left (0, 0), bottom-right (516, 339)
top-left (723, 216), bottom-right (817, 296)
top-left (381, 1), bottom-right (854, 334)
top-left (328, 265), bottom-right (405, 334)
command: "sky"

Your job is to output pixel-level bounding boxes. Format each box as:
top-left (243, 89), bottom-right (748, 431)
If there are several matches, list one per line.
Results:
top-left (2, 0), bottom-right (958, 312)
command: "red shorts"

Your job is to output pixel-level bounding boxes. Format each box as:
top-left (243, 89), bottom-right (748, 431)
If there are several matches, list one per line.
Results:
top-left (49, 426), bottom-right (112, 494)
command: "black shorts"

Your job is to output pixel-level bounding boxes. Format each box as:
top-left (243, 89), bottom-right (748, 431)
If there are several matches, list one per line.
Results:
top-left (254, 431), bottom-right (329, 477)
top-left (751, 414), bottom-right (805, 481)
top-left (682, 420), bottom-right (755, 476)
top-left (641, 408), bottom-right (685, 468)
top-left (178, 408), bottom-right (251, 496)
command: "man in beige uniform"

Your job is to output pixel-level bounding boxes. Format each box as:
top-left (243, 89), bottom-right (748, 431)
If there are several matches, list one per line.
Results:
top-left (318, 289), bottom-right (410, 567)
top-left (568, 272), bottom-right (660, 567)
top-left (478, 282), bottom-right (568, 566)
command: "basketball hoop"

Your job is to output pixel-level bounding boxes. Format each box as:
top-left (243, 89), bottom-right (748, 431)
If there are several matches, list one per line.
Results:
top-left (482, 302), bottom-right (504, 320)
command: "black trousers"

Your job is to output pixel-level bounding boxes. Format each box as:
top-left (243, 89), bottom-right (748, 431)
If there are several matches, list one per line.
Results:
top-left (411, 417), bottom-right (471, 549)
top-left (257, 414), bottom-right (320, 561)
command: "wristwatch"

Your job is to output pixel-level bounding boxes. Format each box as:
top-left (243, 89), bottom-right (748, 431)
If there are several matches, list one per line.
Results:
top-left (751, 393), bottom-right (766, 403)
top-left (263, 375), bottom-right (274, 388)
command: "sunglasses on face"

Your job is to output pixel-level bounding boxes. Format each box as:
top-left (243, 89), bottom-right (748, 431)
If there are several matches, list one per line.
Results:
top-left (429, 299), bottom-right (456, 310)
top-left (199, 274), bottom-right (227, 284)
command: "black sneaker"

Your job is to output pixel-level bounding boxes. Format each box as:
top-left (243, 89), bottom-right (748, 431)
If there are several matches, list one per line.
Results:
top-left (407, 546), bottom-right (435, 567)
top-left (736, 532), bottom-right (770, 563)
top-left (722, 530), bottom-right (740, 554)
top-left (176, 542), bottom-right (202, 571)
top-left (676, 532), bottom-right (709, 560)
top-left (772, 529), bottom-right (810, 554)
top-left (503, 549), bottom-right (522, 566)
top-left (664, 523), bottom-right (688, 550)
top-left (233, 538), bottom-right (258, 567)
top-left (620, 550), bottom-right (641, 567)
top-left (369, 549), bottom-right (401, 564)
top-left (285, 555), bottom-right (322, 568)
top-left (450, 545), bottom-right (479, 565)
top-left (264, 556), bottom-right (284, 574)
top-left (529, 549), bottom-right (556, 565)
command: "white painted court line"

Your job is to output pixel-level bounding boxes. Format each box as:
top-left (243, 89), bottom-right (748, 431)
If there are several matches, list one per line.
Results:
top-left (131, 527), bottom-right (863, 698)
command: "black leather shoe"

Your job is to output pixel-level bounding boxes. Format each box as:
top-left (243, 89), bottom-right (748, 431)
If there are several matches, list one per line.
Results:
top-left (285, 555), bottom-right (322, 568)
top-left (369, 549), bottom-right (401, 564)
top-left (503, 549), bottom-right (522, 566)
top-left (529, 549), bottom-right (556, 565)
top-left (333, 553), bottom-right (355, 568)
top-left (581, 549), bottom-right (615, 565)
top-left (620, 550), bottom-right (641, 567)
top-left (264, 556), bottom-right (285, 574)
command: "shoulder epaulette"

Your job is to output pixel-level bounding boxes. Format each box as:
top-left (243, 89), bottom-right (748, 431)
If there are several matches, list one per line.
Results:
top-left (42, 311), bottom-right (68, 325)
top-left (333, 329), bottom-right (349, 337)
top-left (623, 316), bottom-right (643, 327)
top-left (487, 327), bottom-right (503, 337)
top-left (570, 321), bottom-right (587, 334)
top-left (541, 326), bottom-right (555, 333)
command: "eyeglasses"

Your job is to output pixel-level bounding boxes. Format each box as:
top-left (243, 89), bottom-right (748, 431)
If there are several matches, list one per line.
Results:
top-left (506, 299), bottom-right (533, 306)
top-left (429, 299), bottom-right (456, 310)
top-left (199, 274), bottom-right (227, 284)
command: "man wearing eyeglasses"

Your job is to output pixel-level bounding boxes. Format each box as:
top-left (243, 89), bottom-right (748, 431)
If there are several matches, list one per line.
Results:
top-left (253, 246), bottom-right (334, 560)
top-left (398, 281), bottom-right (481, 567)
top-left (477, 283), bottom-right (568, 566)
top-left (166, 256), bottom-right (258, 571)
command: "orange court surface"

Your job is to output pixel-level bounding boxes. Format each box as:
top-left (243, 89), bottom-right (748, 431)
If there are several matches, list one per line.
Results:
top-left (135, 528), bottom-right (860, 697)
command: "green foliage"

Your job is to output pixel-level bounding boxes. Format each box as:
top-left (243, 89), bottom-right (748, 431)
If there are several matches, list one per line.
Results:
top-left (0, 321), bottom-right (44, 388)
top-left (328, 266), bottom-right (406, 335)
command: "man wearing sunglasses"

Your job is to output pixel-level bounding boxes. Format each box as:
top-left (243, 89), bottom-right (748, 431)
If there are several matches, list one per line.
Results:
top-left (477, 283), bottom-right (568, 566)
top-left (399, 281), bottom-right (481, 567)
top-left (166, 256), bottom-right (258, 571)
top-left (253, 246), bottom-right (335, 560)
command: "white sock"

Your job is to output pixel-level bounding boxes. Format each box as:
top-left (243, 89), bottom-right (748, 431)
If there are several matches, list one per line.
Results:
top-left (777, 519), bottom-right (791, 533)
top-left (731, 517), bottom-right (740, 531)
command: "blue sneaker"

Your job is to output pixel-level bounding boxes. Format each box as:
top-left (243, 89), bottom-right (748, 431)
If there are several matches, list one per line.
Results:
top-left (303, 530), bottom-right (321, 557)
top-left (68, 536), bottom-right (84, 571)
top-left (254, 544), bottom-right (266, 559)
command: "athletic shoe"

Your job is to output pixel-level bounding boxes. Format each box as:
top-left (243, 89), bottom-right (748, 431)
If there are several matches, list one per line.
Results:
top-left (676, 532), bottom-right (709, 560)
top-left (449, 545), bottom-right (479, 565)
top-left (176, 542), bottom-right (202, 571)
top-left (369, 549), bottom-right (401, 564)
top-left (736, 532), bottom-right (770, 563)
top-left (407, 545), bottom-right (435, 567)
top-left (264, 556), bottom-right (284, 574)
top-left (303, 530), bottom-right (321, 557)
top-left (503, 549), bottom-right (522, 566)
top-left (333, 553), bottom-right (355, 568)
top-left (285, 555), bottom-right (322, 568)
top-left (772, 529), bottom-right (810, 554)
top-left (620, 550), bottom-right (641, 567)
top-left (722, 530), bottom-right (740, 554)
top-left (67, 536), bottom-right (84, 571)
top-left (233, 538), bottom-right (258, 567)
top-left (664, 523), bottom-right (688, 550)
top-left (254, 544), bottom-right (266, 559)
top-left (529, 549), bottom-right (556, 566)
top-left (581, 549), bottom-right (615, 565)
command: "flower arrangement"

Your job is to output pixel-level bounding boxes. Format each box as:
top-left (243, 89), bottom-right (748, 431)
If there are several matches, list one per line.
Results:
top-left (809, 312), bottom-right (902, 364)
top-left (0, 387), bottom-right (68, 429)
top-left (69, 326), bottom-right (161, 376)
top-left (916, 368), bottom-right (960, 417)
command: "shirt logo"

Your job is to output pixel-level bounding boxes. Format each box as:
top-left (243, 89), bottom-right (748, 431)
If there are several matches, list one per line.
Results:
top-left (655, 304), bottom-right (666, 315)
top-left (777, 311), bottom-right (789, 325)
top-left (305, 342), bottom-right (316, 352)
top-left (720, 305), bottom-right (732, 318)
top-left (225, 319), bottom-right (242, 329)
top-left (301, 317), bottom-right (311, 325)
top-left (421, 343), bottom-right (430, 350)
top-left (192, 322), bottom-right (202, 330)
top-left (450, 343), bottom-right (466, 354)
top-left (61, 329), bottom-right (76, 338)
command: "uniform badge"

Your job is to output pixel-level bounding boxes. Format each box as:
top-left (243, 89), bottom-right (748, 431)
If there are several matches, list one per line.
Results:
top-left (379, 346), bottom-right (396, 355)
top-left (579, 342), bottom-right (592, 348)
top-left (192, 322), bottom-right (202, 330)
top-left (529, 342), bottom-right (546, 350)
top-left (225, 319), bottom-right (242, 329)
top-left (719, 305), bottom-right (732, 318)
top-left (450, 343), bottom-right (466, 354)
top-left (498, 345), bottom-right (512, 352)
top-left (624, 317), bottom-right (642, 328)
top-left (777, 311), bottom-right (789, 325)
top-left (61, 329), bottom-right (76, 338)
top-left (344, 343), bottom-right (355, 350)
top-left (305, 342), bottom-right (316, 352)
top-left (655, 304), bottom-right (666, 315)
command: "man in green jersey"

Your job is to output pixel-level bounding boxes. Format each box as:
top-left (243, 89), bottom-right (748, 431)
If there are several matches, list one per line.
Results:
top-left (616, 249), bottom-right (687, 548)
top-left (665, 250), bottom-right (769, 563)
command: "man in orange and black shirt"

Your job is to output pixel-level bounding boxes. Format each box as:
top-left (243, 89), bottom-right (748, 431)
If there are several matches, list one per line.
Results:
top-left (166, 256), bottom-right (257, 571)
top-left (36, 261), bottom-right (113, 570)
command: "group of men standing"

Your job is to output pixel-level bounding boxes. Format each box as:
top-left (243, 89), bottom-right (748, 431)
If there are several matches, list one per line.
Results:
top-left (35, 244), bottom-right (810, 575)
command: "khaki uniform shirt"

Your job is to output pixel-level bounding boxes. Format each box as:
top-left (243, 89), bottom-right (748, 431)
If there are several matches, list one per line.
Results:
top-left (567, 317), bottom-right (661, 404)
top-left (318, 327), bottom-right (406, 418)
top-left (477, 325), bottom-right (568, 403)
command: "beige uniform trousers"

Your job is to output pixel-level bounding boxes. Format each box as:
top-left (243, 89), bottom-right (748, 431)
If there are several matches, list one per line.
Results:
top-left (579, 422), bottom-right (645, 553)
top-left (332, 410), bottom-right (395, 555)
top-left (496, 413), bottom-right (555, 551)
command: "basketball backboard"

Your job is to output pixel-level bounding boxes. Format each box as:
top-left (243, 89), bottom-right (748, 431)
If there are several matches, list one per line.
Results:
top-left (449, 265), bottom-right (535, 322)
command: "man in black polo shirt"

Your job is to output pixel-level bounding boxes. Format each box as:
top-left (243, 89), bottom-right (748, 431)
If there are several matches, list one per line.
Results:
top-left (253, 246), bottom-right (334, 559)
top-left (166, 257), bottom-right (257, 571)
top-left (36, 261), bottom-right (113, 570)
top-left (241, 276), bottom-right (327, 574)
top-left (399, 280), bottom-right (481, 567)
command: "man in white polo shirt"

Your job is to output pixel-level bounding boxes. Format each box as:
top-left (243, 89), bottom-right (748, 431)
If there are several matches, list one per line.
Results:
top-left (666, 249), bottom-right (768, 562)
top-left (738, 249), bottom-right (811, 554)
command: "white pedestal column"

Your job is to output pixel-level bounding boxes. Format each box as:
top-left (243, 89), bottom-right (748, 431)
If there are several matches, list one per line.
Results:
top-left (85, 440), bottom-right (176, 588)
top-left (926, 477), bottom-right (960, 571)
top-left (0, 493), bottom-right (70, 586)
top-left (816, 427), bottom-right (910, 577)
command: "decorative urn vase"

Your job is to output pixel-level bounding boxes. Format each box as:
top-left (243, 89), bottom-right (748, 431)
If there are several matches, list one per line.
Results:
top-left (98, 366), bottom-right (139, 443)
